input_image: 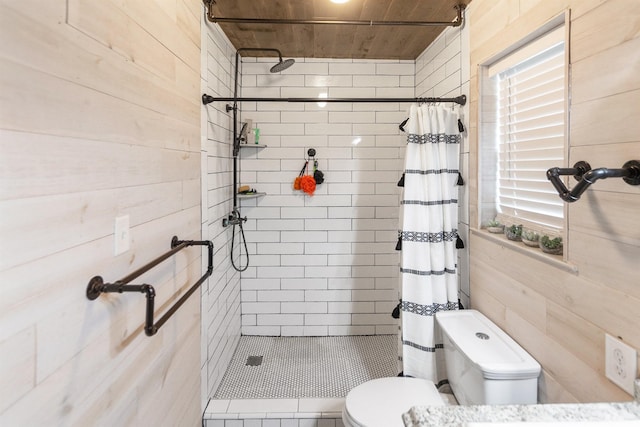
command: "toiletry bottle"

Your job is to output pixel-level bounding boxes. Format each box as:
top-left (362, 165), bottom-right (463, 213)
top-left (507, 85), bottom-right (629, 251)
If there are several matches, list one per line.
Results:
top-left (254, 128), bottom-right (260, 145)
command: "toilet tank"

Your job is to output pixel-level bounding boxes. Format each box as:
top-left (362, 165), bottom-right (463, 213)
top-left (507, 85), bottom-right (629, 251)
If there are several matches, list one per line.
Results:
top-left (436, 310), bottom-right (541, 405)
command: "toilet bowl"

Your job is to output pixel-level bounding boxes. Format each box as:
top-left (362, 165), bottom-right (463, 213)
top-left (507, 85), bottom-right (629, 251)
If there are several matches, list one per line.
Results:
top-left (342, 309), bottom-right (541, 427)
top-left (341, 377), bottom-right (445, 427)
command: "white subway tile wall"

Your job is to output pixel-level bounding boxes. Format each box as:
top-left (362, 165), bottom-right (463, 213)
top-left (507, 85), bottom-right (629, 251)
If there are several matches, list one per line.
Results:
top-left (237, 58), bottom-right (415, 335)
top-left (202, 22), bottom-right (243, 406)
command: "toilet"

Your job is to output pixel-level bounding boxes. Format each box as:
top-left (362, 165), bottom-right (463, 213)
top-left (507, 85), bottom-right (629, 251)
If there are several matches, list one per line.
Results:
top-left (342, 309), bottom-right (541, 427)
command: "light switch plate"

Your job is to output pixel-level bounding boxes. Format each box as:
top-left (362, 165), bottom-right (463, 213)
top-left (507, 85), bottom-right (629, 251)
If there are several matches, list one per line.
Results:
top-left (114, 215), bottom-right (130, 256)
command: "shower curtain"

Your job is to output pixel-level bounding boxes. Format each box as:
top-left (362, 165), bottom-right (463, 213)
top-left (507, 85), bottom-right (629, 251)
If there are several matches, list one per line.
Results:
top-left (398, 103), bottom-right (460, 385)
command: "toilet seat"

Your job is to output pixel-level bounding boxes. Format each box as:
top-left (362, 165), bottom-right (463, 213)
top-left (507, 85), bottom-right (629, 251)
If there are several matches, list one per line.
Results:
top-left (342, 377), bottom-right (445, 427)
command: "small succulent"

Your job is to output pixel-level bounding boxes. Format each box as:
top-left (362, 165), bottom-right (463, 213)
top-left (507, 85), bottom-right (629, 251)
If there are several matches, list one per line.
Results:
top-left (521, 229), bottom-right (540, 247)
top-left (522, 230), bottom-right (539, 242)
top-left (505, 224), bottom-right (523, 241)
top-left (486, 219), bottom-right (504, 233)
top-left (540, 235), bottom-right (562, 249)
top-left (539, 235), bottom-right (563, 255)
top-left (487, 219), bottom-right (501, 227)
top-left (506, 224), bottom-right (523, 236)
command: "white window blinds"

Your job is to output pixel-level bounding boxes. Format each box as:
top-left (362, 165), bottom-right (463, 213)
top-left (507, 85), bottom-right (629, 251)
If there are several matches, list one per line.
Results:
top-left (491, 26), bottom-right (565, 230)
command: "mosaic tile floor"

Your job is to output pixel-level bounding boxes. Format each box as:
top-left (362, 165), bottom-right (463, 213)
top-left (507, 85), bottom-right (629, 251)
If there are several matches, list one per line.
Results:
top-left (213, 335), bottom-right (398, 399)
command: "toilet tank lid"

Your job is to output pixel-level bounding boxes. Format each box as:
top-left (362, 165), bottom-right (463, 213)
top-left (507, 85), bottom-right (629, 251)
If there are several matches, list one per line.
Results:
top-left (436, 310), bottom-right (541, 380)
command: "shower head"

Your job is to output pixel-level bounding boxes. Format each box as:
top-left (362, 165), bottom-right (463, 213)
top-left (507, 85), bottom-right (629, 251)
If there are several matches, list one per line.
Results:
top-left (235, 47), bottom-right (295, 73)
top-left (270, 57), bottom-right (295, 73)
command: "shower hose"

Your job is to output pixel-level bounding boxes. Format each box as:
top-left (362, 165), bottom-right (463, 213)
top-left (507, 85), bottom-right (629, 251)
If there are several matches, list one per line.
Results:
top-left (231, 208), bottom-right (249, 272)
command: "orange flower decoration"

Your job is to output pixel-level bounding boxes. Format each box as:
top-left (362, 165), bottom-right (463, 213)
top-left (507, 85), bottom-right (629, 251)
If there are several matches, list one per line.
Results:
top-left (300, 175), bottom-right (316, 195)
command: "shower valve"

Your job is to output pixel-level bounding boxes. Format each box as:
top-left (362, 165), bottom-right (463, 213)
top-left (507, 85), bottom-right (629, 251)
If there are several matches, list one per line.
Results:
top-left (222, 212), bottom-right (247, 227)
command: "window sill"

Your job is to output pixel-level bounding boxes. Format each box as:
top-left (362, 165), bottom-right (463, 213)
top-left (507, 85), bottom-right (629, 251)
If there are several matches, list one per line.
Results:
top-left (471, 228), bottom-right (578, 274)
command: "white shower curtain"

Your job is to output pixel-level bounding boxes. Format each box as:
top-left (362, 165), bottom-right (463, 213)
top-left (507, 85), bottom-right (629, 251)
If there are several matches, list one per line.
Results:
top-left (399, 103), bottom-right (460, 385)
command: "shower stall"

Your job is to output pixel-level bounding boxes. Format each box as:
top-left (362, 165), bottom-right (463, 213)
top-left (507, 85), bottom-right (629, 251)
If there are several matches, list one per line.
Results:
top-left (200, 8), bottom-right (470, 422)
top-left (201, 46), bottom-right (408, 404)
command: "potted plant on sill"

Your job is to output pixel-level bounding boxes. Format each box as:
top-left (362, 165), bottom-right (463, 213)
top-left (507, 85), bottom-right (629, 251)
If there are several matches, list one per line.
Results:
top-left (505, 224), bottom-right (523, 242)
top-left (521, 229), bottom-right (540, 247)
top-left (486, 219), bottom-right (504, 234)
top-left (539, 235), bottom-right (563, 255)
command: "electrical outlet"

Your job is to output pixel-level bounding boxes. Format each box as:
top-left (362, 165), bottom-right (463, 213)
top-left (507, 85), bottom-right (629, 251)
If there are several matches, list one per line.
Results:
top-left (114, 215), bottom-right (130, 256)
top-left (605, 333), bottom-right (637, 395)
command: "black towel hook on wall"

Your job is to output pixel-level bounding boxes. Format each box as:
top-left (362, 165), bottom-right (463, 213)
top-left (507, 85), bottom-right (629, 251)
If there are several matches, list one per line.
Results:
top-left (86, 236), bottom-right (213, 336)
top-left (546, 160), bottom-right (640, 203)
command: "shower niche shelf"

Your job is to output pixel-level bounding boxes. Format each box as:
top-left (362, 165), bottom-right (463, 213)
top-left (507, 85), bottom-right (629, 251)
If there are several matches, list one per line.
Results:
top-left (240, 144), bottom-right (267, 149)
top-left (238, 192), bottom-right (266, 200)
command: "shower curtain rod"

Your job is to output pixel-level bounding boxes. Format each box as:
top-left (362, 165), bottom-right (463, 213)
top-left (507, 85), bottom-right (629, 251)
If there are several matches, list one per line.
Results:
top-left (204, 2), bottom-right (465, 28)
top-left (202, 94), bottom-right (467, 106)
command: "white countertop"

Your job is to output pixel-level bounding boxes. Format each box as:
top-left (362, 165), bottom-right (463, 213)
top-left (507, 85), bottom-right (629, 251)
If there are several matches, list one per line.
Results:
top-left (402, 380), bottom-right (640, 426)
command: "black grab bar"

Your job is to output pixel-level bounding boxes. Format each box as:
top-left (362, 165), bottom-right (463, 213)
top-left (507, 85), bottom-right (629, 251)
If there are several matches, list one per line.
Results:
top-left (86, 236), bottom-right (213, 336)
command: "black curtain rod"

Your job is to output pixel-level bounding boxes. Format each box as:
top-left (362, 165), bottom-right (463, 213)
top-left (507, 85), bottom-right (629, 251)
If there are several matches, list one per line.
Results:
top-left (202, 94), bottom-right (466, 106)
top-left (203, 2), bottom-right (465, 28)
top-left (209, 16), bottom-right (462, 27)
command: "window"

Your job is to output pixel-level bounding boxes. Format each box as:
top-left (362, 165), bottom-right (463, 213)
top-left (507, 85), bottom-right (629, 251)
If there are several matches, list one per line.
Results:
top-left (480, 23), bottom-right (567, 235)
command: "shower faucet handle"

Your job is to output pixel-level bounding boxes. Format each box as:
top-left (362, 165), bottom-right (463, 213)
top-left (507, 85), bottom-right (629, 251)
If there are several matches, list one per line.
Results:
top-left (222, 212), bottom-right (247, 227)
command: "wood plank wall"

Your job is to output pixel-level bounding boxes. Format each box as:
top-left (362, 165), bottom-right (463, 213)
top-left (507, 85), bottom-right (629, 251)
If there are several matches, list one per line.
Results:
top-left (467, 0), bottom-right (640, 403)
top-left (0, 1), bottom-right (203, 424)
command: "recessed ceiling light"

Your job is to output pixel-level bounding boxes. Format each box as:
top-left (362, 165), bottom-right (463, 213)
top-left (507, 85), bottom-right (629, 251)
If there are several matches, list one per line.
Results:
top-left (330, 0), bottom-right (350, 4)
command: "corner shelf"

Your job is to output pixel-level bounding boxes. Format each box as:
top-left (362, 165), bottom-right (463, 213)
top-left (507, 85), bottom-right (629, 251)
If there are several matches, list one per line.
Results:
top-left (238, 192), bottom-right (266, 200)
top-left (239, 144), bottom-right (267, 149)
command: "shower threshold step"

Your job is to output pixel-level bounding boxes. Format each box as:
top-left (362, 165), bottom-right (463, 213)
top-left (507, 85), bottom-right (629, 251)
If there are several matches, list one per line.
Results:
top-left (204, 397), bottom-right (345, 427)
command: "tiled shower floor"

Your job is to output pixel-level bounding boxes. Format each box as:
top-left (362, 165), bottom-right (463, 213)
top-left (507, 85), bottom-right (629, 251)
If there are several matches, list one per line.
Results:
top-left (213, 335), bottom-right (398, 399)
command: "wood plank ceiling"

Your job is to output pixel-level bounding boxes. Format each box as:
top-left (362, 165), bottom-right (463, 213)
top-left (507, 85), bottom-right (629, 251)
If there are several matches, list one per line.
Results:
top-left (208, 0), bottom-right (472, 60)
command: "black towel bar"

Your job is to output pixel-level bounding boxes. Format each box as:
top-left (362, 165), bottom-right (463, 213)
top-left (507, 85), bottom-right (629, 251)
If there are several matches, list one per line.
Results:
top-left (86, 236), bottom-right (213, 336)
top-left (546, 160), bottom-right (640, 203)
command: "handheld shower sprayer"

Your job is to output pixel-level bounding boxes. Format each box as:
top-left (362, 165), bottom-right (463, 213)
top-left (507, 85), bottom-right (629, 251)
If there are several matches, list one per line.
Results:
top-left (224, 208), bottom-right (249, 272)
top-left (238, 122), bottom-right (248, 142)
